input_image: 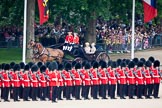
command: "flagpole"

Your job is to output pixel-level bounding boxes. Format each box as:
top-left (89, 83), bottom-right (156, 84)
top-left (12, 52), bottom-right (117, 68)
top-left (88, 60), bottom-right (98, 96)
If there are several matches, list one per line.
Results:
top-left (23, 0), bottom-right (27, 63)
top-left (131, 0), bottom-right (135, 59)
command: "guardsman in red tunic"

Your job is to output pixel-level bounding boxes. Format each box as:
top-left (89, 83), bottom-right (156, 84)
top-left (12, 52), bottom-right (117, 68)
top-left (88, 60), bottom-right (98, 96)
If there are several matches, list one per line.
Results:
top-left (31, 65), bottom-right (39, 101)
top-left (152, 60), bottom-right (161, 99)
top-left (116, 59), bottom-right (122, 97)
top-left (12, 64), bottom-right (21, 102)
top-left (144, 60), bottom-right (153, 99)
top-left (39, 65), bottom-right (47, 101)
top-left (80, 62), bottom-right (91, 100)
top-left (2, 64), bottom-right (11, 102)
top-left (127, 61), bottom-right (135, 99)
top-left (62, 62), bottom-right (73, 100)
top-left (48, 62), bottom-right (59, 103)
top-left (57, 64), bottom-right (64, 100)
top-left (109, 61), bottom-right (117, 99)
top-left (118, 61), bottom-right (127, 99)
top-left (98, 61), bottom-right (108, 99)
top-left (72, 62), bottom-right (82, 100)
top-left (90, 61), bottom-right (99, 99)
top-left (64, 32), bottom-right (74, 51)
top-left (22, 65), bottom-right (31, 101)
top-left (135, 61), bottom-right (144, 99)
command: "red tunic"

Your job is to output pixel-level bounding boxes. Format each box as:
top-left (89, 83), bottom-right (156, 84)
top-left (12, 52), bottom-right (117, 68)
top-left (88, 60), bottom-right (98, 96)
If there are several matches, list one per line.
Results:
top-left (49, 71), bottom-right (58, 87)
top-left (90, 69), bottom-right (99, 85)
top-left (65, 35), bottom-right (74, 44)
top-left (81, 69), bottom-right (91, 86)
top-left (57, 72), bottom-right (64, 86)
top-left (73, 35), bottom-right (79, 44)
top-left (127, 70), bottom-right (135, 84)
top-left (118, 70), bottom-right (126, 84)
top-left (2, 72), bottom-right (10, 87)
top-left (98, 69), bottom-right (108, 84)
top-left (23, 73), bottom-right (30, 87)
top-left (144, 69), bottom-right (152, 84)
top-left (39, 73), bottom-right (47, 87)
top-left (109, 70), bottom-right (117, 85)
top-left (71, 69), bottom-right (82, 86)
top-left (12, 73), bottom-right (20, 87)
top-left (152, 69), bottom-right (160, 83)
top-left (135, 70), bottom-right (144, 85)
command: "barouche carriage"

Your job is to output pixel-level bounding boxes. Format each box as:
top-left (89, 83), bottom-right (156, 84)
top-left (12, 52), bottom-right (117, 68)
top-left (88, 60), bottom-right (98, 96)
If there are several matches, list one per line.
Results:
top-left (27, 40), bottom-right (110, 64)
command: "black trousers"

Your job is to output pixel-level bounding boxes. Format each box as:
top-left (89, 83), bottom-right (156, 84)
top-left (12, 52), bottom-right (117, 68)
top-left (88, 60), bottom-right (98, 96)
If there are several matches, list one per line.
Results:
top-left (31, 87), bottom-right (38, 100)
top-left (137, 84), bottom-right (144, 98)
top-left (46, 86), bottom-right (50, 99)
top-left (19, 86), bottom-right (23, 99)
top-left (109, 84), bottom-right (116, 98)
top-left (66, 86), bottom-right (72, 99)
top-left (100, 84), bottom-right (107, 98)
top-left (153, 83), bottom-right (160, 98)
top-left (119, 84), bottom-right (126, 98)
top-left (23, 87), bottom-right (30, 100)
top-left (82, 85), bottom-right (90, 99)
top-left (13, 87), bottom-right (19, 101)
top-left (144, 84), bottom-right (152, 98)
top-left (40, 87), bottom-right (47, 100)
top-left (128, 84), bottom-right (135, 98)
top-left (3, 87), bottom-right (10, 101)
top-left (52, 86), bottom-right (58, 102)
top-left (91, 85), bottom-right (99, 99)
top-left (58, 86), bottom-right (64, 99)
top-left (75, 85), bottom-right (81, 99)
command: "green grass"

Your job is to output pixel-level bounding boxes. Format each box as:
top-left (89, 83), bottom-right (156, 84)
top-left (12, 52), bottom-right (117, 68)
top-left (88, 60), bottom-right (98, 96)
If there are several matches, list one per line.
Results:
top-left (0, 48), bottom-right (22, 63)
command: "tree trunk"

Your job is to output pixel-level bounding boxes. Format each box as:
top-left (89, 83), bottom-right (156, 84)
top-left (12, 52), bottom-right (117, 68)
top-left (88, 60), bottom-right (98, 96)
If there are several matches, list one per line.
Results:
top-left (26, 0), bottom-right (35, 61)
top-left (86, 11), bottom-right (96, 44)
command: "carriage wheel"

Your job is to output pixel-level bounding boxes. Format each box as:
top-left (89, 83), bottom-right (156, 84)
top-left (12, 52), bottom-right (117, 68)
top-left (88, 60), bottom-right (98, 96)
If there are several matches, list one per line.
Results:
top-left (96, 52), bottom-right (110, 63)
top-left (74, 57), bottom-right (83, 63)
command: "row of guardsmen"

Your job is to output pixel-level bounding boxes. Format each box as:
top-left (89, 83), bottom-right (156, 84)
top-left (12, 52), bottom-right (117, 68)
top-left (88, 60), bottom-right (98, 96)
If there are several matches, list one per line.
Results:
top-left (0, 56), bottom-right (162, 103)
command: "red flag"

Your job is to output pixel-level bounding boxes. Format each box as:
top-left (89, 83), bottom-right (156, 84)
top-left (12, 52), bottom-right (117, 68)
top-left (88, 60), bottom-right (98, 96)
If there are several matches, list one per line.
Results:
top-left (37, 0), bottom-right (49, 25)
top-left (143, 0), bottom-right (157, 23)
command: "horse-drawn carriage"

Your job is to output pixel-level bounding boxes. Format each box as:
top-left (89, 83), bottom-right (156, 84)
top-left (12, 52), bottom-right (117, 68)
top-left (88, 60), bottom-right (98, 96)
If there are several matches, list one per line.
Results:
top-left (27, 40), bottom-right (110, 63)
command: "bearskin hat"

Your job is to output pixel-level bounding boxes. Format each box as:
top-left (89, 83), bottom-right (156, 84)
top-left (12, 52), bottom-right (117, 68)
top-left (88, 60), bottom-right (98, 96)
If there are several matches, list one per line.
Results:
top-left (75, 62), bottom-right (82, 69)
top-left (13, 64), bottom-right (21, 71)
top-left (116, 59), bottom-right (122, 67)
top-left (45, 61), bottom-right (51, 67)
top-left (48, 61), bottom-right (58, 71)
top-left (31, 64), bottom-right (38, 72)
top-left (92, 61), bottom-right (99, 69)
top-left (1, 63), bottom-right (6, 70)
top-left (154, 60), bottom-right (160, 68)
top-left (0, 64), bottom-right (2, 70)
top-left (111, 61), bottom-right (117, 68)
top-left (37, 62), bottom-right (43, 68)
top-left (4, 64), bottom-right (10, 70)
top-left (140, 58), bottom-right (146, 64)
top-left (107, 60), bottom-right (112, 67)
top-left (19, 62), bottom-right (25, 69)
top-left (99, 60), bottom-right (104, 67)
top-left (145, 60), bottom-right (152, 67)
top-left (10, 62), bottom-right (15, 69)
top-left (128, 61), bottom-right (135, 69)
top-left (65, 62), bottom-right (72, 71)
top-left (72, 61), bottom-right (77, 68)
top-left (58, 64), bottom-right (64, 70)
top-left (101, 61), bottom-right (107, 68)
top-left (91, 60), bottom-right (96, 66)
top-left (85, 63), bottom-right (91, 69)
top-left (27, 62), bottom-right (34, 68)
top-left (82, 60), bottom-right (88, 67)
top-left (40, 65), bottom-right (47, 73)
top-left (137, 61), bottom-right (143, 67)
top-left (24, 64), bottom-right (30, 71)
top-left (148, 56), bottom-right (155, 63)
top-left (120, 61), bottom-right (126, 68)
top-left (133, 58), bottom-right (139, 65)
top-left (125, 59), bottom-right (130, 65)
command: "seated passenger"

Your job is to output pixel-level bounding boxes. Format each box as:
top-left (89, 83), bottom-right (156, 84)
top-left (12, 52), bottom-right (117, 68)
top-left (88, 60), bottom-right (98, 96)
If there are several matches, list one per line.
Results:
top-left (84, 42), bottom-right (91, 54)
top-left (90, 42), bottom-right (96, 54)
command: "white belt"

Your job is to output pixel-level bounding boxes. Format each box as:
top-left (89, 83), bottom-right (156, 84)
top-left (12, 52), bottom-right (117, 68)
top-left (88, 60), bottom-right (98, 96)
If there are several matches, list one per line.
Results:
top-left (120, 76), bottom-right (126, 78)
top-left (24, 80), bottom-right (30, 82)
top-left (137, 77), bottom-right (143, 79)
top-left (14, 80), bottom-right (20, 81)
top-left (100, 77), bottom-right (107, 79)
top-left (75, 78), bottom-right (81, 80)
top-left (109, 77), bottom-right (116, 79)
top-left (40, 80), bottom-right (46, 82)
top-left (65, 78), bottom-right (72, 80)
top-left (52, 78), bottom-right (58, 81)
top-left (3, 80), bottom-right (10, 81)
top-left (32, 80), bottom-right (38, 82)
top-left (85, 79), bottom-right (91, 80)
top-left (59, 79), bottom-right (63, 81)
top-left (153, 76), bottom-right (160, 78)
top-left (92, 78), bottom-right (99, 80)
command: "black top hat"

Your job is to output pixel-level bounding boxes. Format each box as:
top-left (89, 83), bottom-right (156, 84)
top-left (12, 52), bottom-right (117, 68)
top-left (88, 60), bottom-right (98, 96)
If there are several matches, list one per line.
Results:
top-left (148, 56), bottom-right (155, 63)
top-left (19, 62), bottom-right (25, 69)
top-left (13, 64), bottom-right (21, 71)
top-left (75, 62), bottom-right (82, 69)
top-left (154, 60), bottom-right (160, 68)
top-left (31, 64), bottom-right (38, 72)
top-left (145, 60), bottom-right (152, 67)
top-left (4, 64), bottom-right (10, 70)
top-left (128, 61), bottom-right (135, 68)
top-left (85, 63), bottom-right (91, 69)
top-left (24, 64), bottom-right (30, 71)
top-left (40, 65), bottom-right (47, 73)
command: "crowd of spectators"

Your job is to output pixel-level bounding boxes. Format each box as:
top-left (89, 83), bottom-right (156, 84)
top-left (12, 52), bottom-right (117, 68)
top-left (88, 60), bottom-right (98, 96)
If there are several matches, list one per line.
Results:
top-left (0, 17), bottom-right (162, 53)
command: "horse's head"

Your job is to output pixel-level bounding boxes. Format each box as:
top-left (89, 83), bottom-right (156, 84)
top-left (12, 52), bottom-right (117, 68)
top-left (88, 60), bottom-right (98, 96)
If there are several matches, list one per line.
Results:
top-left (33, 43), bottom-right (44, 54)
top-left (27, 40), bottom-right (36, 49)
